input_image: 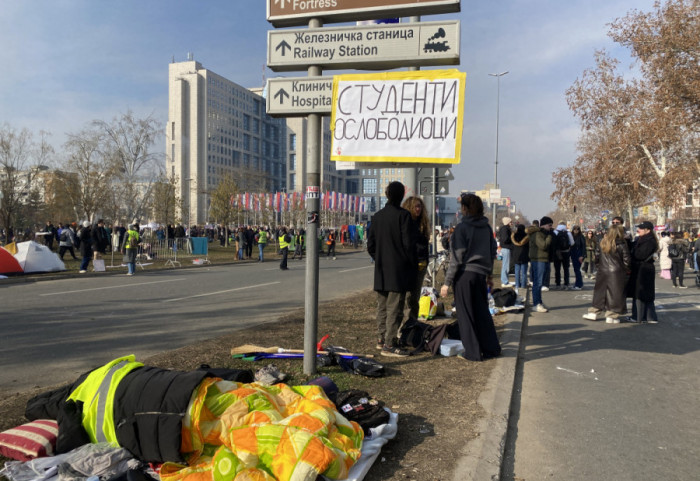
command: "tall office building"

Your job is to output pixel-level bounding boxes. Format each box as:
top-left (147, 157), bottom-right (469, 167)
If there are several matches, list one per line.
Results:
top-left (167, 58), bottom-right (288, 226)
top-left (167, 58), bottom-right (363, 226)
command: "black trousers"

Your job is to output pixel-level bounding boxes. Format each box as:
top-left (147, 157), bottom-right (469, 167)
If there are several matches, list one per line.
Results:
top-left (554, 252), bottom-right (571, 286)
top-left (671, 259), bottom-right (685, 286)
top-left (454, 270), bottom-right (501, 361)
top-left (279, 247), bottom-right (288, 269)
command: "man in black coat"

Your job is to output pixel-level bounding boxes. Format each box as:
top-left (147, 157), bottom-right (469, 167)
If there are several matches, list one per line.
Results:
top-left (367, 181), bottom-right (417, 357)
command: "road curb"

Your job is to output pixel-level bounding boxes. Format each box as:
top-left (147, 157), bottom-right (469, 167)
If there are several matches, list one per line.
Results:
top-left (451, 307), bottom-right (527, 481)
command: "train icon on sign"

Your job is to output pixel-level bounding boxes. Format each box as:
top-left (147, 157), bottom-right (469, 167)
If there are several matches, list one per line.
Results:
top-left (424, 28), bottom-right (451, 53)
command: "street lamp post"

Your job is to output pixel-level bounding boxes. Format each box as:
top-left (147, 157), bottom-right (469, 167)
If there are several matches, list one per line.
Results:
top-left (488, 71), bottom-right (508, 228)
top-left (185, 178), bottom-right (193, 232)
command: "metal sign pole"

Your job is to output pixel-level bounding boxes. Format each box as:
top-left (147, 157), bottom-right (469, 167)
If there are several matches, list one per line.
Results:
top-left (304, 17), bottom-right (323, 375)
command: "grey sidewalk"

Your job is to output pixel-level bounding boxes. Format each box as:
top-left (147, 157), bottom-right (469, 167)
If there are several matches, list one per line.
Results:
top-left (502, 278), bottom-right (700, 480)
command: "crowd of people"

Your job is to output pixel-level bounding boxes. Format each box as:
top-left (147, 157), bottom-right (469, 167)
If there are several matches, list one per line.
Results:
top-left (495, 215), bottom-right (699, 324)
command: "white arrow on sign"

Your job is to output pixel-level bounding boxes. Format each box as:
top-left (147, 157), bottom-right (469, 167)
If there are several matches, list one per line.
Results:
top-left (266, 77), bottom-right (334, 116)
top-left (267, 20), bottom-right (460, 72)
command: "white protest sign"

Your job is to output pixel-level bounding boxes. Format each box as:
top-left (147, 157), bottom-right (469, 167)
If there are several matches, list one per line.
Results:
top-left (330, 69), bottom-right (465, 164)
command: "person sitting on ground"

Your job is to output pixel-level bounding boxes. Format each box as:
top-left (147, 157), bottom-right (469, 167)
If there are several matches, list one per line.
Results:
top-left (582, 225), bottom-right (631, 323)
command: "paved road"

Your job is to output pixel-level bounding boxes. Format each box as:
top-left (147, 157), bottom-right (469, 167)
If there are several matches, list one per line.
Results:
top-left (502, 270), bottom-right (700, 480)
top-left (0, 252), bottom-right (374, 393)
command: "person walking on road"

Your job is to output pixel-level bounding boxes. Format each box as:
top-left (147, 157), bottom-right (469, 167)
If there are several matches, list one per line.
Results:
top-left (121, 223), bottom-right (141, 276)
top-left (326, 229), bottom-right (337, 260)
top-left (440, 193), bottom-right (501, 361)
top-left (582, 225), bottom-right (631, 323)
top-left (553, 221), bottom-right (574, 290)
top-left (529, 216), bottom-right (554, 313)
top-left (278, 227), bottom-right (291, 270)
top-left (402, 196), bottom-right (430, 324)
top-left (628, 221), bottom-right (659, 323)
top-left (367, 181), bottom-right (417, 357)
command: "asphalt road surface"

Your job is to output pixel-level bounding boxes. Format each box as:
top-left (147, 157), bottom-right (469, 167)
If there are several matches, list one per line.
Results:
top-left (0, 251), bottom-right (374, 393)
top-left (502, 271), bottom-right (700, 480)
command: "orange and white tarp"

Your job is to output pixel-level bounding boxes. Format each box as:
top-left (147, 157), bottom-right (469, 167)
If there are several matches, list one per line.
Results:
top-left (160, 379), bottom-right (364, 481)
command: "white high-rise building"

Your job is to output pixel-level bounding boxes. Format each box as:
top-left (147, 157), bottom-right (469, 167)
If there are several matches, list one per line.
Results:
top-left (167, 58), bottom-right (288, 226)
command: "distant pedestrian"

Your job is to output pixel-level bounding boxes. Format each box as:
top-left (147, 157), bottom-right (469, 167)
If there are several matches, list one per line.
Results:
top-left (58, 223), bottom-right (79, 260)
top-left (77, 221), bottom-right (93, 273)
top-left (511, 223), bottom-right (530, 296)
top-left (326, 229), bottom-right (337, 259)
top-left (530, 216), bottom-right (554, 312)
top-left (628, 221), bottom-right (659, 323)
top-left (441, 193), bottom-right (500, 361)
top-left (552, 221), bottom-right (573, 289)
top-left (256, 227), bottom-right (268, 262)
top-left (292, 229), bottom-right (304, 260)
top-left (121, 223), bottom-right (141, 276)
top-left (582, 225), bottom-right (631, 323)
top-left (91, 219), bottom-right (109, 258)
top-left (278, 227), bottom-right (291, 270)
top-left (497, 217), bottom-right (514, 286)
top-left (583, 230), bottom-right (598, 279)
top-left (570, 225), bottom-right (585, 290)
top-left (367, 181), bottom-right (416, 357)
top-left (669, 232), bottom-right (690, 288)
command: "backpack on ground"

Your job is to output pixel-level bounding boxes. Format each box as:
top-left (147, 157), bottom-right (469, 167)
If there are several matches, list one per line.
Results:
top-left (399, 318), bottom-right (433, 352)
top-left (667, 243), bottom-right (680, 259)
top-left (491, 288), bottom-right (517, 307)
top-left (330, 390), bottom-right (390, 434)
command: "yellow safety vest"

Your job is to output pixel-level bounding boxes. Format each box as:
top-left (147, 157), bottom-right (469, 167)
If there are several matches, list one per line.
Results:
top-left (125, 230), bottom-right (140, 249)
top-left (279, 234), bottom-right (290, 249)
top-left (68, 355), bottom-right (144, 445)
top-left (257, 231), bottom-right (268, 244)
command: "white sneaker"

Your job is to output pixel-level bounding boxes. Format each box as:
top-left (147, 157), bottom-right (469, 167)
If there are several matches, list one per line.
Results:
top-left (534, 304), bottom-right (549, 313)
top-left (605, 317), bottom-right (620, 324)
top-left (582, 312), bottom-right (599, 321)
top-left (541, 286), bottom-right (550, 292)
top-left (572, 286), bottom-right (582, 291)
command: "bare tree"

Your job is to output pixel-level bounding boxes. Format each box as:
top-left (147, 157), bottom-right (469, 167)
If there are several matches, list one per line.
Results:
top-left (150, 171), bottom-right (181, 227)
top-left (60, 127), bottom-right (114, 223)
top-left (94, 111), bottom-right (163, 223)
top-left (209, 173), bottom-right (240, 231)
top-left (0, 124), bottom-right (33, 230)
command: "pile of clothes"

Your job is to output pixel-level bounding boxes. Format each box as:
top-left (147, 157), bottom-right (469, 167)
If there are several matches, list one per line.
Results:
top-left (7, 356), bottom-right (368, 481)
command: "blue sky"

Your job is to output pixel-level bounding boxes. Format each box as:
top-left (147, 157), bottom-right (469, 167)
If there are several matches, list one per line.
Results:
top-left (0, 0), bottom-right (657, 220)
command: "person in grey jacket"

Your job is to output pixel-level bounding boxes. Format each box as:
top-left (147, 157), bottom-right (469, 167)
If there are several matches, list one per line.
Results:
top-left (440, 193), bottom-right (500, 361)
top-left (58, 222), bottom-right (79, 260)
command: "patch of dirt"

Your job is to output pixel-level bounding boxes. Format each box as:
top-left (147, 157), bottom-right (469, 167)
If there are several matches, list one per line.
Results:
top-left (0, 290), bottom-right (507, 481)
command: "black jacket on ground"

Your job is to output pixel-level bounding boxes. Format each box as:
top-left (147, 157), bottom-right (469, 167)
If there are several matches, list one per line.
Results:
top-left (367, 203), bottom-right (417, 292)
top-left (25, 365), bottom-right (253, 463)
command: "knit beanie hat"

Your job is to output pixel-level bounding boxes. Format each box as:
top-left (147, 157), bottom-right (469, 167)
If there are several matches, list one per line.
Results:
top-left (539, 216), bottom-right (553, 226)
top-left (502, 217), bottom-right (512, 225)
